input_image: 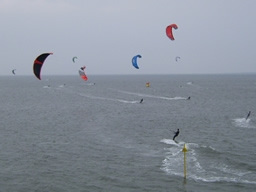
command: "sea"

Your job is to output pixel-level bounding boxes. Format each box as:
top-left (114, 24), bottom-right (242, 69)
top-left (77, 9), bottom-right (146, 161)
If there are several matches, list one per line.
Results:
top-left (0, 74), bottom-right (255, 192)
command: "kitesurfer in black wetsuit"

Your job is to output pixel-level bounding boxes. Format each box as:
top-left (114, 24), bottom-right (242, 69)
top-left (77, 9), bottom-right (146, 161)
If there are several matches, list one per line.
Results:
top-left (173, 129), bottom-right (179, 140)
top-left (140, 99), bottom-right (143, 103)
top-left (246, 111), bottom-right (251, 120)
top-left (187, 96), bottom-right (190, 100)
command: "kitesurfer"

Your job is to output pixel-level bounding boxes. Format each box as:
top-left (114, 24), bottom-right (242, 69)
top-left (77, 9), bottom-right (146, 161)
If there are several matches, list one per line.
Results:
top-left (246, 111), bottom-right (251, 120)
top-left (187, 96), bottom-right (191, 100)
top-left (140, 99), bottom-right (143, 103)
top-left (173, 129), bottom-right (179, 140)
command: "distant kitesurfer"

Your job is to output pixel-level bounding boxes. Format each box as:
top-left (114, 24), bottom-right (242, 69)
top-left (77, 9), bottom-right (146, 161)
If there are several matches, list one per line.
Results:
top-left (187, 96), bottom-right (191, 100)
top-left (140, 99), bottom-right (143, 103)
top-left (173, 129), bottom-right (179, 140)
top-left (246, 111), bottom-right (251, 120)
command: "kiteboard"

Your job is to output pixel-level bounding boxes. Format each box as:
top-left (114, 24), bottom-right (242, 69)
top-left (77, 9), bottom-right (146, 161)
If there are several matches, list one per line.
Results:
top-left (160, 139), bottom-right (180, 146)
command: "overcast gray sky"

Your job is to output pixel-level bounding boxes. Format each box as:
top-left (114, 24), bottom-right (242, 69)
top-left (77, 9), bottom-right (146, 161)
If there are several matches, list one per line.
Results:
top-left (1, 0), bottom-right (256, 76)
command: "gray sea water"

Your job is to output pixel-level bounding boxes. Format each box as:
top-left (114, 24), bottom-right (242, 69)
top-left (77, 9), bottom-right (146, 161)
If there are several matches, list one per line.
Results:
top-left (0, 74), bottom-right (256, 192)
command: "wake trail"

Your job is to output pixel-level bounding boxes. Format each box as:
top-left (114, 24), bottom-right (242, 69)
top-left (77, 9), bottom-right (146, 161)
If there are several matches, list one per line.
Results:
top-left (78, 93), bottom-right (139, 104)
top-left (232, 118), bottom-right (255, 129)
top-left (111, 89), bottom-right (187, 100)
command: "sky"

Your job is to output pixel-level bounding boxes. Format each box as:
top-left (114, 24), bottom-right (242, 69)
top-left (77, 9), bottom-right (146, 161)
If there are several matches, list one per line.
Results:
top-left (1, 0), bottom-right (256, 76)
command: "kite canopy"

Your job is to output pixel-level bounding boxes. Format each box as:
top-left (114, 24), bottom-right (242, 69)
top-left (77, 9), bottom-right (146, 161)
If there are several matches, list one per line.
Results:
top-left (166, 24), bottom-right (178, 40)
top-left (33, 53), bottom-right (53, 80)
top-left (132, 55), bottom-right (142, 69)
top-left (175, 56), bottom-right (180, 62)
top-left (79, 66), bottom-right (87, 81)
top-left (72, 56), bottom-right (77, 63)
top-left (12, 69), bottom-right (16, 75)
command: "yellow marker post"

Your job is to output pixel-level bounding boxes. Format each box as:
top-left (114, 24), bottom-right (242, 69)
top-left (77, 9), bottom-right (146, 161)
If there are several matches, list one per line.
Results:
top-left (182, 144), bottom-right (188, 180)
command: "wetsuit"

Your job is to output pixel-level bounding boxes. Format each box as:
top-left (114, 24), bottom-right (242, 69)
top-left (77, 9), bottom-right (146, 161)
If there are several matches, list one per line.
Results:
top-left (173, 129), bottom-right (179, 140)
top-left (140, 99), bottom-right (143, 103)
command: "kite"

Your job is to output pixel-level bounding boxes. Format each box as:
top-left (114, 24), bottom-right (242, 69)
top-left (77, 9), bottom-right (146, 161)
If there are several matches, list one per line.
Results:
top-left (72, 56), bottom-right (77, 63)
top-left (79, 66), bottom-right (88, 81)
top-left (166, 24), bottom-right (178, 40)
top-left (33, 53), bottom-right (53, 80)
top-left (132, 55), bottom-right (142, 69)
top-left (175, 56), bottom-right (180, 62)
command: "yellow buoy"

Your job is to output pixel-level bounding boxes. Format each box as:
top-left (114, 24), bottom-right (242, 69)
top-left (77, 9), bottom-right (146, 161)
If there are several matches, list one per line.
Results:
top-left (182, 144), bottom-right (188, 179)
